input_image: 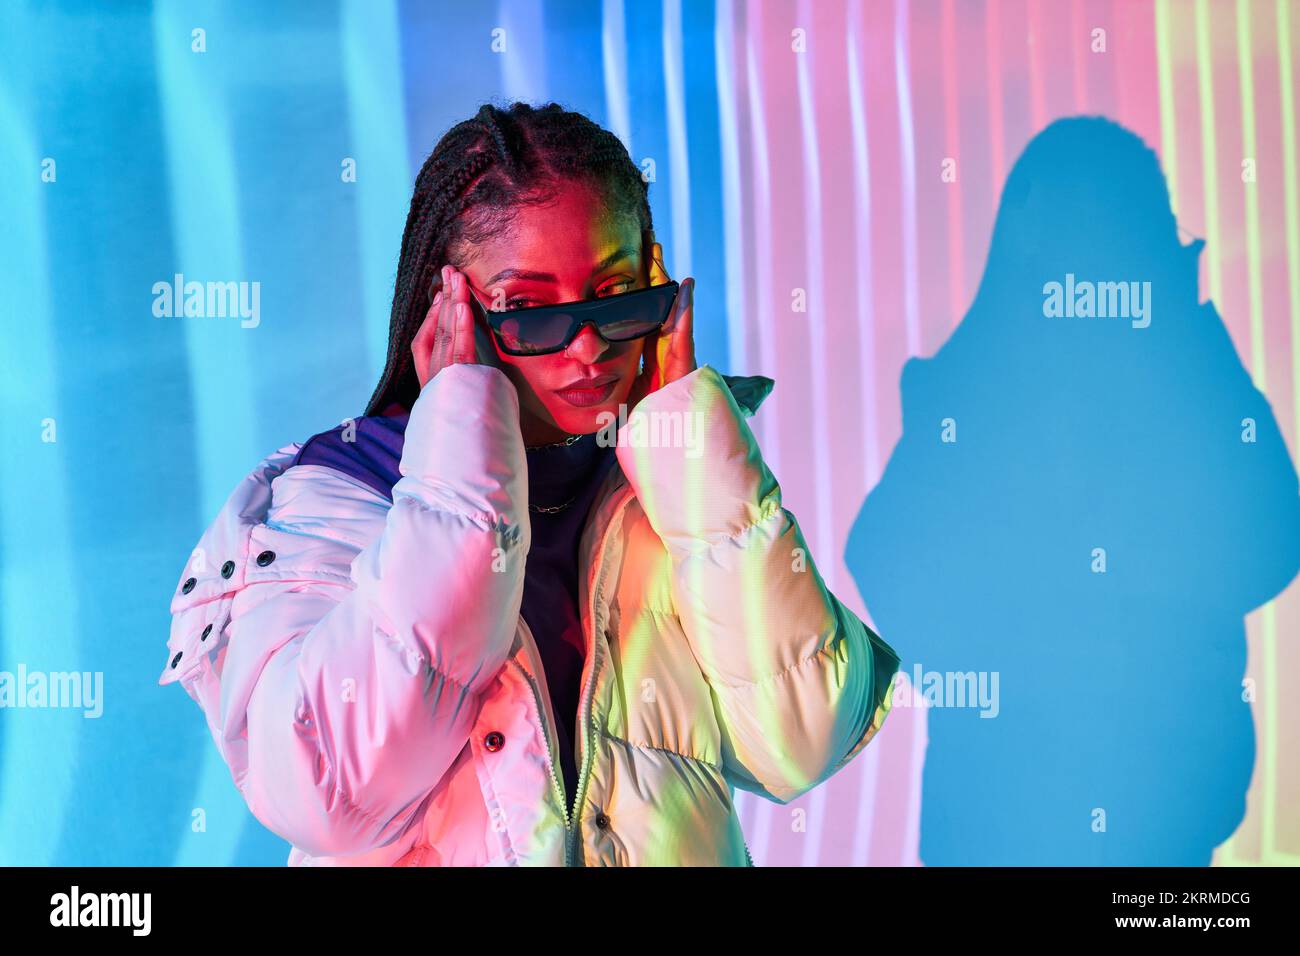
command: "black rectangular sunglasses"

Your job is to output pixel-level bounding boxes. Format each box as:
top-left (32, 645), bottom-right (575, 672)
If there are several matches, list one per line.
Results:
top-left (432, 276), bottom-right (680, 357)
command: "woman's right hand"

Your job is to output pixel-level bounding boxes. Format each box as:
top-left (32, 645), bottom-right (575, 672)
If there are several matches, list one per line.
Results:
top-left (412, 264), bottom-right (500, 388)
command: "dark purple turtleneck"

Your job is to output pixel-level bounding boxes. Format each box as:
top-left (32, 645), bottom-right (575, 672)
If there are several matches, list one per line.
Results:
top-left (519, 431), bottom-right (618, 816)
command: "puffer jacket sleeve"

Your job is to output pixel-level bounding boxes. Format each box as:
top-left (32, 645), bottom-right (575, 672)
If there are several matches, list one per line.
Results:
top-left (158, 364), bottom-right (529, 858)
top-left (615, 365), bottom-right (901, 804)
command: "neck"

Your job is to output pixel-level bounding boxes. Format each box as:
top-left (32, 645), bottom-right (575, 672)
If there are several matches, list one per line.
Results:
top-left (520, 410), bottom-right (578, 448)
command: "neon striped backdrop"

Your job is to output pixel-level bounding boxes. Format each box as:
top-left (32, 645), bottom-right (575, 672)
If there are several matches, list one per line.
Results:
top-left (0, 0), bottom-right (1295, 865)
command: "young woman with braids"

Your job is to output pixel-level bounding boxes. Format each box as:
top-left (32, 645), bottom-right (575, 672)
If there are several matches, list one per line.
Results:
top-left (160, 101), bottom-right (900, 866)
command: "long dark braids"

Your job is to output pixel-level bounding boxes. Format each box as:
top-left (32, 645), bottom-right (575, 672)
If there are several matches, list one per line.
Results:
top-left (364, 101), bottom-right (655, 417)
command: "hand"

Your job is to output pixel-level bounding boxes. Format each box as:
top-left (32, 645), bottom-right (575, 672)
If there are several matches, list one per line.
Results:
top-left (626, 230), bottom-right (697, 410)
top-left (412, 264), bottom-right (500, 388)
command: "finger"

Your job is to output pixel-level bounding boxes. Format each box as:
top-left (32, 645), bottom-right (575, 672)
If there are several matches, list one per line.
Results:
top-left (664, 275), bottom-right (692, 332)
top-left (452, 300), bottom-right (476, 365)
top-left (448, 265), bottom-right (476, 364)
top-left (641, 329), bottom-right (665, 393)
top-left (445, 267), bottom-right (462, 366)
top-left (411, 289), bottom-right (441, 387)
top-left (631, 329), bottom-right (660, 400)
top-left (472, 310), bottom-right (498, 367)
top-left (445, 266), bottom-right (468, 353)
top-left (671, 277), bottom-right (696, 367)
top-left (431, 266), bottom-right (456, 371)
top-left (655, 278), bottom-right (695, 384)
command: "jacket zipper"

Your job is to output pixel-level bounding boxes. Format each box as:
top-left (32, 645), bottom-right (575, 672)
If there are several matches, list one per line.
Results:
top-left (507, 631), bottom-right (573, 865)
top-left (566, 483), bottom-right (634, 866)
top-left (512, 482), bottom-right (635, 867)
top-left (513, 481), bottom-right (758, 868)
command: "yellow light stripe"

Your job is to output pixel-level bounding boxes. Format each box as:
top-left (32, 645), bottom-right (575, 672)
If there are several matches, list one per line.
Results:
top-left (1236, 0), bottom-right (1282, 868)
top-left (1270, 0), bottom-right (1300, 867)
top-left (1237, 0), bottom-right (1267, 391)
top-left (1279, 0), bottom-right (1300, 450)
top-left (1155, 0), bottom-right (1180, 204)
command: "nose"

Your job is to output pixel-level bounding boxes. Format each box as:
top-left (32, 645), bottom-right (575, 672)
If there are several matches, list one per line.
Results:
top-left (563, 322), bottom-right (611, 364)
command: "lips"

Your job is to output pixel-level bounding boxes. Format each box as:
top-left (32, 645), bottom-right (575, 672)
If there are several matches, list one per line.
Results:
top-left (554, 373), bottom-right (619, 408)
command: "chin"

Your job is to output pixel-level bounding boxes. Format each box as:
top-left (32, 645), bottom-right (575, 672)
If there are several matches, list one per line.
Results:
top-left (544, 383), bottom-right (634, 435)
top-left (548, 401), bottom-right (622, 435)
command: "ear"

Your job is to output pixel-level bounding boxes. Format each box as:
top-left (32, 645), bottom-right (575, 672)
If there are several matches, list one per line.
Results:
top-left (641, 229), bottom-right (657, 282)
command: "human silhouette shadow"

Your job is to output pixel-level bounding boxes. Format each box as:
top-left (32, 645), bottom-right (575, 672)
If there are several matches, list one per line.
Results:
top-left (847, 116), bottom-right (1300, 865)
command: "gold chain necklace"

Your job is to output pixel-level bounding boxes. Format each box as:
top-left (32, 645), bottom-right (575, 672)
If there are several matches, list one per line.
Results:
top-left (525, 433), bottom-right (581, 451)
top-left (529, 496), bottom-right (577, 514)
top-left (526, 433), bottom-right (582, 513)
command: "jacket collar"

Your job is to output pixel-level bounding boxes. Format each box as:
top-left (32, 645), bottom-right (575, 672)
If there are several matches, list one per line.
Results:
top-left (720, 372), bottom-right (775, 418)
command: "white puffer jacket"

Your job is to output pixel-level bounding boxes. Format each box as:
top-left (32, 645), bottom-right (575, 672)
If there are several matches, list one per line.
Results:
top-left (159, 362), bottom-right (900, 866)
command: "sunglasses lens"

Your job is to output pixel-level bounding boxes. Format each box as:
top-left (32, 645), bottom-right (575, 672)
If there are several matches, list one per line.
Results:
top-left (496, 311), bottom-right (576, 354)
top-left (596, 290), bottom-right (673, 341)
top-left (490, 282), bottom-right (677, 354)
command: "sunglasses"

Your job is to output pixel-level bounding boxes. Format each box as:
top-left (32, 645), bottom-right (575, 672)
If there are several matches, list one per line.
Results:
top-left (432, 276), bottom-right (680, 357)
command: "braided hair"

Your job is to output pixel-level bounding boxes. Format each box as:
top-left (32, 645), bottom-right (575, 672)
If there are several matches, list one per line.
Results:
top-left (364, 101), bottom-right (654, 416)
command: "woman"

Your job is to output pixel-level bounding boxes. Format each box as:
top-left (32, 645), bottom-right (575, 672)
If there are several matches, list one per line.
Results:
top-left (159, 101), bottom-right (900, 866)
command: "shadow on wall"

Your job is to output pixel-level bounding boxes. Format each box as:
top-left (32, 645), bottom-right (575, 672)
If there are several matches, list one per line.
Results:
top-left (846, 116), bottom-right (1300, 865)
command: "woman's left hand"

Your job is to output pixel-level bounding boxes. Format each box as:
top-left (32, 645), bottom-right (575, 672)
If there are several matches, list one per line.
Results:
top-left (627, 232), bottom-right (696, 410)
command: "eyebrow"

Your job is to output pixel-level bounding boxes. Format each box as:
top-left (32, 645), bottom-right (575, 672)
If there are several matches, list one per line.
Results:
top-left (486, 246), bottom-right (638, 286)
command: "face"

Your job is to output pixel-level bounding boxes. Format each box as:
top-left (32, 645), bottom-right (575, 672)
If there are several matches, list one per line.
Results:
top-left (454, 180), bottom-right (649, 445)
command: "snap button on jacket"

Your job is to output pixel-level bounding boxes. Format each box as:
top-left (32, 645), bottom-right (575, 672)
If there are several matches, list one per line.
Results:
top-left (159, 364), bottom-right (901, 866)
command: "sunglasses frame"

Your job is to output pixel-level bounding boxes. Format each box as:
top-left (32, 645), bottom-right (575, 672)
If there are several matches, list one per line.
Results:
top-left (431, 274), bottom-right (680, 357)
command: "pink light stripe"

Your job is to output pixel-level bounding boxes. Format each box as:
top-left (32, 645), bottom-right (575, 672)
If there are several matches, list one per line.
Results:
top-left (1073, 0), bottom-right (1089, 111)
top-left (1028, 0), bottom-right (1047, 129)
top-left (847, 0), bottom-right (881, 495)
top-left (741, 0), bottom-right (779, 864)
top-left (986, 0), bottom-right (1007, 186)
top-left (895, 0), bottom-right (921, 358)
top-left (942, 0), bottom-right (968, 333)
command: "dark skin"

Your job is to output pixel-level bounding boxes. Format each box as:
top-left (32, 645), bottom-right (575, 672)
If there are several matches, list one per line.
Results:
top-left (413, 180), bottom-right (696, 445)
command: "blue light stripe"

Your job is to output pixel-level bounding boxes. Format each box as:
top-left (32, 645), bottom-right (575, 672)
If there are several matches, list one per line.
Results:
top-left (0, 56), bottom-right (80, 868)
top-left (342, 0), bottom-right (412, 382)
top-left (151, 2), bottom-right (263, 867)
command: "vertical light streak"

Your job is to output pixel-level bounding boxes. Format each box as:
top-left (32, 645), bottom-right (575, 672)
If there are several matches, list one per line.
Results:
top-left (1155, 0), bottom-right (1180, 204)
top-left (986, 0), bottom-right (1006, 188)
top-left (603, 0), bottom-right (633, 152)
top-left (942, 0), bottom-right (967, 331)
top-left (663, 0), bottom-right (693, 280)
top-left (499, 0), bottom-right (548, 102)
top-left (151, 2), bottom-right (261, 867)
top-left (341, 0), bottom-right (410, 380)
top-left (1195, 0), bottom-right (1223, 305)
top-left (715, 0), bottom-right (749, 376)
top-left (895, 0), bottom-right (921, 358)
top-left (845, 0), bottom-right (883, 864)
top-left (0, 54), bottom-right (78, 867)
